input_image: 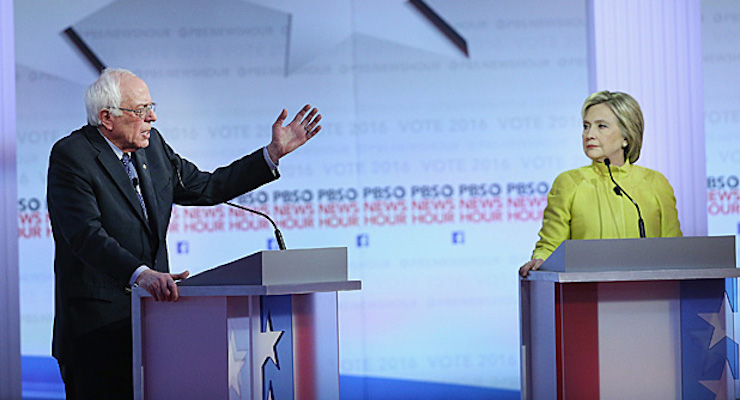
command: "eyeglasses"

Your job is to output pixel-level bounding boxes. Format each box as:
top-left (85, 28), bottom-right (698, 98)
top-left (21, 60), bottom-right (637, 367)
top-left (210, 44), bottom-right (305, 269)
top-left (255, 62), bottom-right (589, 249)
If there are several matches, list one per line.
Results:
top-left (111, 103), bottom-right (157, 120)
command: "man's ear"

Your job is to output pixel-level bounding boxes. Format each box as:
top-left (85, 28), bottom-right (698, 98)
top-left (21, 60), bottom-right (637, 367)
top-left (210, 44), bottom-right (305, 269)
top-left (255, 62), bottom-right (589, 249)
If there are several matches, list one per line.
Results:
top-left (99, 109), bottom-right (114, 131)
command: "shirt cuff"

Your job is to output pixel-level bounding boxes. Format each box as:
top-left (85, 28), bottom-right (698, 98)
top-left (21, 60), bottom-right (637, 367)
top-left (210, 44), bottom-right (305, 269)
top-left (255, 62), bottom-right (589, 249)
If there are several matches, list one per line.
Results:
top-left (129, 265), bottom-right (150, 286)
top-left (262, 146), bottom-right (279, 175)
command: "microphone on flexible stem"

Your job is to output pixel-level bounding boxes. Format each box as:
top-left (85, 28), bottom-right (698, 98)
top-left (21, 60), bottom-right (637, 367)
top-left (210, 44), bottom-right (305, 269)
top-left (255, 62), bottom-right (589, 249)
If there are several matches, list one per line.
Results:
top-left (604, 158), bottom-right (646, 238)
top-left (225, 201), bottom-right (286, 250)
top-left (169, 157), bottom-right (287, 250)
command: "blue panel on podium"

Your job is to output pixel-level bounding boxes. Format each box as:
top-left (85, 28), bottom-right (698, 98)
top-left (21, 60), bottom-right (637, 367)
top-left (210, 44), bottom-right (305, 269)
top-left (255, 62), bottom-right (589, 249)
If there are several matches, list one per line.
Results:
top-left (680, 280), bottom-right (739, 399)
top-left (261, 295), bottom-right (294, 400)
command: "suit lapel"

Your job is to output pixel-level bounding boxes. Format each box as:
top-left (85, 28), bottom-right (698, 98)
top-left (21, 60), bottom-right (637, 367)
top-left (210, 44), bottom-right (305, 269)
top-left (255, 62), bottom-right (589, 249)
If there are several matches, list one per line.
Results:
top-left (83, 127), bottom-right (153, 235)
top-left (132, 150), bottom-right (160, 238)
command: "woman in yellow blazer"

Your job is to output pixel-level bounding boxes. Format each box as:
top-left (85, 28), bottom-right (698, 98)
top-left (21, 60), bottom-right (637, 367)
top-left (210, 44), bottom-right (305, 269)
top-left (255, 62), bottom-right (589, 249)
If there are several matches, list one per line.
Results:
top-left (519, 91), bottom-right (682, 276)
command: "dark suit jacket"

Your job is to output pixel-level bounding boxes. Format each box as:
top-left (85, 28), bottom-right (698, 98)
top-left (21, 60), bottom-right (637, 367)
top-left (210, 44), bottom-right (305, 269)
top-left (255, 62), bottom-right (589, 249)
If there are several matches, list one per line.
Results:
top-left (47, 124), bottom-right (277, 364)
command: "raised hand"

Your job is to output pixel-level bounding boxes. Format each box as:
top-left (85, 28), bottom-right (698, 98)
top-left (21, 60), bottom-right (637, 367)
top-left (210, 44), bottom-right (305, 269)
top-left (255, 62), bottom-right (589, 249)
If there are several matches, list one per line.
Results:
top-left (266, 104), bottom-right (322, 163)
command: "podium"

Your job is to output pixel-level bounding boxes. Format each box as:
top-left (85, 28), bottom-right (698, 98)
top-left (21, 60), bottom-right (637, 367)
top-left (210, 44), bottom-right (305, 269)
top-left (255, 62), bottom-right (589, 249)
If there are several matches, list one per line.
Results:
top-left (131, 247), bottom-right (360, 400)
top-left (519, 236), bottom-right (739, 400)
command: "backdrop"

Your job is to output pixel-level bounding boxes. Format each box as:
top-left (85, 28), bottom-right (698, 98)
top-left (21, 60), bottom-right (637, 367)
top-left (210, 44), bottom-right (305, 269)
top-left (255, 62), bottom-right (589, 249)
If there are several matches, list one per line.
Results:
top-left (13, 0), bottom-right (740, 398)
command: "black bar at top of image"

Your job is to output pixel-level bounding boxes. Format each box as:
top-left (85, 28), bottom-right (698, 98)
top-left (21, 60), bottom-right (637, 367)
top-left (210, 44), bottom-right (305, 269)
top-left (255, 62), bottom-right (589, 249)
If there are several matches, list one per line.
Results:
top-left (63, 27), bottom-right (106, 74)
top-left (408, 0), bottom-right (469, 57)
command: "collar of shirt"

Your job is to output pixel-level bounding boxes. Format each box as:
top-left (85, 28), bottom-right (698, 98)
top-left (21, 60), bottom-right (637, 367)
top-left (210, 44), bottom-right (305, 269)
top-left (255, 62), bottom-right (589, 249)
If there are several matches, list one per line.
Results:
top-left (96, 127), bottom-right (126, 161)
top-left (591, 159), bottom-right (633, 177)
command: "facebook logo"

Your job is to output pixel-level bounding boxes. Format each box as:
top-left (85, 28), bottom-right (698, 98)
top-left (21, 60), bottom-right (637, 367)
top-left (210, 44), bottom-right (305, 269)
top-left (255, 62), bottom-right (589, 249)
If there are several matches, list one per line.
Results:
top-left (452, 231), bottom-right (465, 244)
top-left (177, 241), bottom-right (189, 254)
top-left (356, 234), bottom-right (369, 248)
top-left (267, 238), bottom-right (279, 250)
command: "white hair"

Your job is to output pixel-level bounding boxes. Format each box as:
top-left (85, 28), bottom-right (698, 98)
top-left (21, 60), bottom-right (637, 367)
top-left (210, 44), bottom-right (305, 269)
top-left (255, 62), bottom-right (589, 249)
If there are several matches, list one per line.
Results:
top-left (84, 68), bottom-right (137, 126)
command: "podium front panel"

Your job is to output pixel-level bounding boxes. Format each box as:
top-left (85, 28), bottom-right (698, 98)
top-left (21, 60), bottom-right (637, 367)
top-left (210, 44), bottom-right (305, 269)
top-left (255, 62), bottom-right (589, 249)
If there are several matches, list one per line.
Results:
top-left (133, 291), bottom-right (340, 400)
top-left (141, 296), bottom-right (231, 399)
top-left (520, 238), bottom-right (738, 399)
top-left (596, 281), bottom-right (681, 399)
top-left (521, 278), bottom-right (737, 399)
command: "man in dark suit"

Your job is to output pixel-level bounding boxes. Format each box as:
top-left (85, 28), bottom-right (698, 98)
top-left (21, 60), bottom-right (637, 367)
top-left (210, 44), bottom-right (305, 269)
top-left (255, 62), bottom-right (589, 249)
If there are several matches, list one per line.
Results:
top-left (46, 68), bottom-right (321, 399)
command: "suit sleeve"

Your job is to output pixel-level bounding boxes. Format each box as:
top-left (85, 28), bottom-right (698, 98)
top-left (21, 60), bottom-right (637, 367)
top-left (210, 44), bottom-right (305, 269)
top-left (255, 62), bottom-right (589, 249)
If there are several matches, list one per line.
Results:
top-left (158, 134), bottom-right (278, 206)
top-left (531, 172), bottom-right (575, 261)
top-left (652, 171), bottom-right (682, 237)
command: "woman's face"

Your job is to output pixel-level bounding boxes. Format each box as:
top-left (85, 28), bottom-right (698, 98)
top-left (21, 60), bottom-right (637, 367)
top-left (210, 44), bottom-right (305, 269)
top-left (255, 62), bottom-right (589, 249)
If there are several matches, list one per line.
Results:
top-left (582, 103), bottom-right (626, 166)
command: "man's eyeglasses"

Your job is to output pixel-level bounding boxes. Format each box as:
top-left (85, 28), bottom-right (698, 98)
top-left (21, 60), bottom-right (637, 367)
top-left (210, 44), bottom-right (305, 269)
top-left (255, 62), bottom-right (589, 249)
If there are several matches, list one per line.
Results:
top-left (111, 103), bottom-right (156, 120)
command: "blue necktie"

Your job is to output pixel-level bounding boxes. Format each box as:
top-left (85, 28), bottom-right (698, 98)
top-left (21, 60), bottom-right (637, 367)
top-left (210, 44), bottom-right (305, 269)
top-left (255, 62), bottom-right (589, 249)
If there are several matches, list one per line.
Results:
top-left (121, 153), bottom-right (148, 221)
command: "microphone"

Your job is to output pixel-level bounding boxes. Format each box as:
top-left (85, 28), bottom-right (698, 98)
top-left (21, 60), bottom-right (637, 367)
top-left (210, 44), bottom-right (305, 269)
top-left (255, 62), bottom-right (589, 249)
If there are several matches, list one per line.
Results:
top-left (604, 158), bottom-right (646, 238)
top-left (132, 177), bottom-right (139, 189)
top-left (169, 157), bottom-right (287, 250)
top-left (225, 201), bottom-right (286, 251)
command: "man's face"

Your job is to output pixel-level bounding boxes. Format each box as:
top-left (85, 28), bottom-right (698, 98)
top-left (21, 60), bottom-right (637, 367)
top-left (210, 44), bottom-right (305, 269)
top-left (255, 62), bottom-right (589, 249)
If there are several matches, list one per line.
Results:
top-left (102, 75), bottom-right (157, 152)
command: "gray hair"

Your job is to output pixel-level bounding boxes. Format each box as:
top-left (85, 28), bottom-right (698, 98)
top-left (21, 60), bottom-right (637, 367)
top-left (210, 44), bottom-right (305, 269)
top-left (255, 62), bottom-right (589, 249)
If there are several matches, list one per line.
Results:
top-left (84, 68), bottom-right (137, 126)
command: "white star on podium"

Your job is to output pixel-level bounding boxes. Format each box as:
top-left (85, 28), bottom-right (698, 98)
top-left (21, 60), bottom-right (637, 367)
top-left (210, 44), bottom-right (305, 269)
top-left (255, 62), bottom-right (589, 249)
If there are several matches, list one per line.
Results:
top-left (228, 330), bottom-right (248, 397)
top-left (258, 314), bottom-right (284, 368)
top-left (698, 293), bottom-right (734, 348)
top-left (700, 361), bottom-right (735, 400)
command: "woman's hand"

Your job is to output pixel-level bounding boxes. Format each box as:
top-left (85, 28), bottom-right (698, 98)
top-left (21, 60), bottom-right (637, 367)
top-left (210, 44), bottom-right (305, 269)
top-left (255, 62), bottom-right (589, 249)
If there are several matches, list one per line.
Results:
top-left (519, 258), bottom-right (544, 277)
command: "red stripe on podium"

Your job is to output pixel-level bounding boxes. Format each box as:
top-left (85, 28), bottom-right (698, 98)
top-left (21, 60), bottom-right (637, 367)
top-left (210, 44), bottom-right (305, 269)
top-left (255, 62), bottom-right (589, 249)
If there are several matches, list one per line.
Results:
top-left (292, 295), bottom-right (317, 400)
top-left (555, 283), bottom-right (600, 399)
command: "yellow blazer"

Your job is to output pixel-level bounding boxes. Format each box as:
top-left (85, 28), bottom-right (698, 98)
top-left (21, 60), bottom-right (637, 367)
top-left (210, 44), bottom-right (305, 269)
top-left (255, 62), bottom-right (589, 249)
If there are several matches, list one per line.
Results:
top-left (532, 160), bottom-right (682, 260)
